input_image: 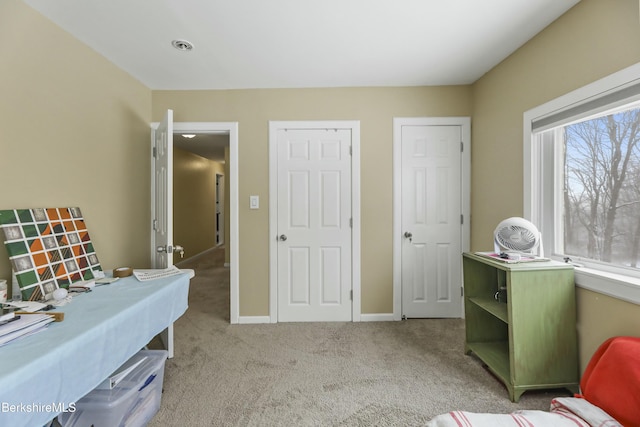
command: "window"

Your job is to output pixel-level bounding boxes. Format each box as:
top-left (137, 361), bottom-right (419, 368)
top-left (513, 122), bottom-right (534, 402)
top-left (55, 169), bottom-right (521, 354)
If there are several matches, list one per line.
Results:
top-left (524, 63), bottom-right (640, 303)
top-left (537, 105), bottom-right (640, 273)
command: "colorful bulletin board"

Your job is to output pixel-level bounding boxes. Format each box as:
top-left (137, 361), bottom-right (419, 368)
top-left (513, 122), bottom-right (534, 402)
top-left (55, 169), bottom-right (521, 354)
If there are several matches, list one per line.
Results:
top-left (0, 207), bottom-right (102, 301)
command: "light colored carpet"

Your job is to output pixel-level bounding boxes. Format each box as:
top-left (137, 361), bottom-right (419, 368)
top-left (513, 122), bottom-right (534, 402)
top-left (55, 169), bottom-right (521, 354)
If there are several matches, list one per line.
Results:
top-left (148, 247), bottom-right (567, 426)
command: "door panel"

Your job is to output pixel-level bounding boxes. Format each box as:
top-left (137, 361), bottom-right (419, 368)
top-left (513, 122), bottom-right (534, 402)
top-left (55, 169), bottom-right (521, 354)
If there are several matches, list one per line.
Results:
top-left (289, 171), bottom-right (310, 227)
top-left (321, 247), bottom-right (341, 303)
top-left (401, 125), bottom-right (462, 318)
top-left (277, 128), bottom-right (352, 322)
top-left (289, 247), bottom-right (310, 304)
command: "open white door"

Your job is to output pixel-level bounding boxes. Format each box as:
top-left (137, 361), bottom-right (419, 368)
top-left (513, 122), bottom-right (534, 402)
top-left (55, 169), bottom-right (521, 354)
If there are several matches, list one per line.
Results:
top-left (152, 109), bottom-right (184, 268)
top-left (151, 109), bottom-right (179, 357)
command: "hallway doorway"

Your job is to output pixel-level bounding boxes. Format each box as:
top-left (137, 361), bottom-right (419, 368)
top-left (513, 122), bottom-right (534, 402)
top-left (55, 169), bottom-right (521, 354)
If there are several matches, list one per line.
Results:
top-left (151, 119), bottom-right (239, 323)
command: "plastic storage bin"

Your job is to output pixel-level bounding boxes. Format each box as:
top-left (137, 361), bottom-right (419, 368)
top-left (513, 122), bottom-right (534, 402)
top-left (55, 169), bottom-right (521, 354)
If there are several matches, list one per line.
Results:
top-left (58, 350), bottom-right (167, 427)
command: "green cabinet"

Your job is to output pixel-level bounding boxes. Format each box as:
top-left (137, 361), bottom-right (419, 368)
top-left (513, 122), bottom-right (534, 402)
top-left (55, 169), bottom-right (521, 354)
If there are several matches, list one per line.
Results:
top-left (463, 252), bottom-right (579, 402)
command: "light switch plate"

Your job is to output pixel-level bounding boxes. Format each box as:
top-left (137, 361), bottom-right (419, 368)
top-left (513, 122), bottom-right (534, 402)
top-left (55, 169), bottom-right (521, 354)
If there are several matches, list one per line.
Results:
top-left (250, 195), bottom-right (259, 209)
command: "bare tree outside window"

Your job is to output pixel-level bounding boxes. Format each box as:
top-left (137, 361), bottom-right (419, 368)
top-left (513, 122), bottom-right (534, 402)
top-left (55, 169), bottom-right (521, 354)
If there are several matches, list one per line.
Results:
top-left (562, 108), bottom-right (640, 268)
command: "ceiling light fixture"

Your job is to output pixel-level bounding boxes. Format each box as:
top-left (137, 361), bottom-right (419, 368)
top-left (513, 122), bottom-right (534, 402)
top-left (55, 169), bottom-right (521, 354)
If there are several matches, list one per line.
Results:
top-left (182, 134), bottom-right (196, 139)
top-left (171, 39), bottom-right (194, 51)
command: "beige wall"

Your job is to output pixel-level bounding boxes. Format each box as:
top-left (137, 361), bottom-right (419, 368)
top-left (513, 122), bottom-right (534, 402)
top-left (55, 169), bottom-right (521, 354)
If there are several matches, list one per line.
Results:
top-left (576, 290), bottom-right (640, 371)
top-left (470, 0), bottom-right (640, 250)
top-left (173, 148), bottom-right (225, 259)
top-left (152, 87), bottom-right (473, 315)
top-left (0, 0), bottom-right (152, 292)
top-left (471, 0), bottom-right (640, 368)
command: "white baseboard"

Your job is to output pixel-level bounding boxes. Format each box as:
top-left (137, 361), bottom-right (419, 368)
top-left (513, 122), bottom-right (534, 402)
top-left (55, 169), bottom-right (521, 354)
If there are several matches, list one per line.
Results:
top-left (237, 314), bottom-right (395, 323)
top-left (359, 313), bottom-right (396, 322)
top-left (237, 316), bottom-right (271, 324)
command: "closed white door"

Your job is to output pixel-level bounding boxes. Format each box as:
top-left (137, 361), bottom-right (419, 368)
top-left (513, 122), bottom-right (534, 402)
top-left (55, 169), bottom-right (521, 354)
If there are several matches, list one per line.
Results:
top-left (276, 128), bottom-right (352, 322)
top-left (401, 125), bottom-right (463, 318)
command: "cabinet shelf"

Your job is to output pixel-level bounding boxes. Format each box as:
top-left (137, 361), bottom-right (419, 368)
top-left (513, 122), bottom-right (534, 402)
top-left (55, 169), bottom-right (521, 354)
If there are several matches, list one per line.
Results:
top-left (468, 297), bottom-right (508, 323)
top-left (463, 252), bottom-right (579, 402)
top-left (466, 341), bottom-right (509, 383)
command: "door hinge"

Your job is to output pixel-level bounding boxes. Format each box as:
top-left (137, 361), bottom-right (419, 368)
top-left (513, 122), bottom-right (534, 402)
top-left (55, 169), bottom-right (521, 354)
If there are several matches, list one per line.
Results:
top-left (349, 146), bottom-right (352, 155)
top-left (152, 219), bottom-right (158, 231)
top-left (350, 290), bottom-right (353, 300)
top-left (349, 218), bottom-right (353, 228)
top-left (152, 146), bottom-right (157, 158)
top-left (460, 141), bottom-right (464, 152)
top-left (461, 214), bottom-right (464, 225)
top-left (461, 287), bottom-right (464, 297)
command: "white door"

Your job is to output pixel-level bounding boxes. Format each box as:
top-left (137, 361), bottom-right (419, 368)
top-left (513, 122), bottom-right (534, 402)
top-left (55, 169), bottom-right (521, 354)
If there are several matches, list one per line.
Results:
top-left (276, 128), bottom-right (352, 322)
top-left (216, 174), bottom-right (225, 245)
top-left (152, 109), bottom-right (182, 268)
top-left (401, 124), bottom-right (463, 318)
top-left (150, 109), bottom-right (181, 358)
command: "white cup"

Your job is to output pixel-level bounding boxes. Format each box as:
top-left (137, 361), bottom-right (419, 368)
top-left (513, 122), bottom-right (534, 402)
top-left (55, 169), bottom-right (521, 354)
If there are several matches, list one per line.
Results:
top-left (0, 279), bottom-right (7, 303)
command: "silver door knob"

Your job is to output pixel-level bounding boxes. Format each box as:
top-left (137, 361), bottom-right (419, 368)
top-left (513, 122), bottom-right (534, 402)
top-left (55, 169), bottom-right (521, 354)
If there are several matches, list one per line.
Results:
top-left (279, 234), bottom-right (287, 241)
top-left (404, 232), bottom-right (413, 239)
top-left (157, 245), bottom-right (167, 253)
top-left (174, 245), bottom-right (184, 258)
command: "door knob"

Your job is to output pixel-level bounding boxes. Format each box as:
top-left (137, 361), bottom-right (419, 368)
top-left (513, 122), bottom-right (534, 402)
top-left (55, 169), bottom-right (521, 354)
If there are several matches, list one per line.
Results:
top-left (174, 245), bottom-right (184, 259)
top-left (279, 234), bottom-right (287, 241)
top-left (156, 245), bottom-right (184, 258)
top-left (404, 232), bottom-right (412, 238)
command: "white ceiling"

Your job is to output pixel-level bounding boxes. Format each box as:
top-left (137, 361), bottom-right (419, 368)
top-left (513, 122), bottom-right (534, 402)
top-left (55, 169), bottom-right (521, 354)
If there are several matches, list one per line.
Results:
top-left (23, 0), bottom-right (580, 161)
top-left (23, 0), bottom-right (580, 91)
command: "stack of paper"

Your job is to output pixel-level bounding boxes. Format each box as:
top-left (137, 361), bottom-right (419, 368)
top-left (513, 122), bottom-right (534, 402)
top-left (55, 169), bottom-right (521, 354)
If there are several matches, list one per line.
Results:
top-left (2, 300), bottom-right (47, 312)
top-left (133, 265), bottom-right (183, 282)
top-left (475, 251), bottom-right (549, 263)
top-left (0, 313), bottom-right (54, 346)
top-left (0, 310), bottom-right (16, 323)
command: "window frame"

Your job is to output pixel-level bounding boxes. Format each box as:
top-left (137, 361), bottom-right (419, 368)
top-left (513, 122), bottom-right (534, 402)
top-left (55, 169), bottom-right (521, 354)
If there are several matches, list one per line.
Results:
top-left (524, 62), bottom-right (640, 305)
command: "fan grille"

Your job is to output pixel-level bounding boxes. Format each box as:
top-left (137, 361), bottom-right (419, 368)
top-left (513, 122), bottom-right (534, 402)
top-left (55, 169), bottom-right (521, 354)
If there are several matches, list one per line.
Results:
top-left (496, 225), bottom-right (537, 251)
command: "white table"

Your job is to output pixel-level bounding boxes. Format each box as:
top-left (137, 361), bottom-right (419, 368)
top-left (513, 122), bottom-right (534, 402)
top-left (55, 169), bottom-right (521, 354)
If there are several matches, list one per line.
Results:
top-left (0, 270), bottom-right (191, 427)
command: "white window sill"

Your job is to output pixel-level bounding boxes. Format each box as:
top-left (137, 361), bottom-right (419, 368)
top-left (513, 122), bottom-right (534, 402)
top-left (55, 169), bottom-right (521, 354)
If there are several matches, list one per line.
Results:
top-left (574, 267), bottom-right (640, 306)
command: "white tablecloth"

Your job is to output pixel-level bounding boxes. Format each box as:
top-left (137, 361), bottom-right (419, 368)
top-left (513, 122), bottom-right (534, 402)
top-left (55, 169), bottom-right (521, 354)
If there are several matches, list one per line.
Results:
top-left (0, 270), bottom-right (190, 427)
